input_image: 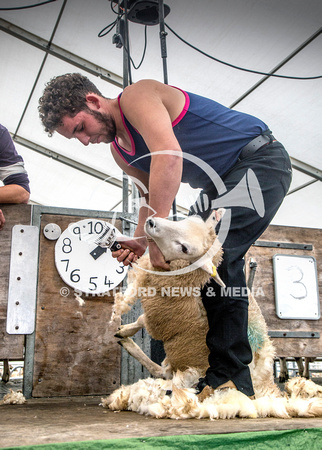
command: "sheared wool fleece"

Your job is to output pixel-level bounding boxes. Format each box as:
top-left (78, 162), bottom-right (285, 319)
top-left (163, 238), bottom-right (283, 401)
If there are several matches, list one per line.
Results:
top-left (0, 390), bottom-right (26, 405)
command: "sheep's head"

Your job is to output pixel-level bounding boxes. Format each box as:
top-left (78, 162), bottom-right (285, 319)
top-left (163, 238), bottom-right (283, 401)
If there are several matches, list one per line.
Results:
top-left (144, 208), bottom-right (225, 286)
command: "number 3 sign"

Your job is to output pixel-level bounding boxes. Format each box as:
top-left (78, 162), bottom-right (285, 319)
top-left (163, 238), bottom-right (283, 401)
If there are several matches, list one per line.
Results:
top-left (273, 254), bottom-right (320, 320)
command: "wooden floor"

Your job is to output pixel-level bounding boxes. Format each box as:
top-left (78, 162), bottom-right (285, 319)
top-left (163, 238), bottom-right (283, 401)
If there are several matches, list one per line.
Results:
top-left (1, 377), bottom-right (322, 448)
top-left (1, 394), bottom-right (322, 448)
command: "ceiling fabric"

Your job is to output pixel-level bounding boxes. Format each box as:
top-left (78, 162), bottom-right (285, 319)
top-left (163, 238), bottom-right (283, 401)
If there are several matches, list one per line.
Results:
top-left (0, 0), bottom-right (321, 228)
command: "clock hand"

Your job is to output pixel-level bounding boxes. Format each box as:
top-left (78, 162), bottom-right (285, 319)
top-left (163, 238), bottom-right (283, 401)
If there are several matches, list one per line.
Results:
top-left (90, 241), bottom-right (122, 260)
top-left (90, 224), bottom-right (122, 260)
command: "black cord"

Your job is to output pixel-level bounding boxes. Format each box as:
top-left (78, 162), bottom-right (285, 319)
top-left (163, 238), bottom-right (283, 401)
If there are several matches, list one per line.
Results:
top-left (110, 1), bottom-right (120, 15)
top-left (126, 25), bottom-right (148, 70)
top-left (0, 0), bottom-right (56, 10)
top-left (98, 20), bottom-right (118, 38)
top-left (2, 1), bottom-right (320, 80)
top-left (98, 3), bottom-right (123, 38)
top-left (98, 17), bottom-right (148, 71)
top-left (165, 23), bottom-right (322, 81)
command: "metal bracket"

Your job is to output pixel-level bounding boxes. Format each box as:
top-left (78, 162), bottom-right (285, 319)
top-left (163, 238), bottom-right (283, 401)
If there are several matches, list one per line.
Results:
top-left (6, 225), bottom-right (39, 334)
top-left (43, 223), bottom-right (61, 240)
top-left (247, 258), bottom-right (258, 290)
top-left (253, 240), bottom-right (313, 250)
top-left (268, 331), bottom-right (320, 338)
top-left (119, 216), bottom-right (138, 226)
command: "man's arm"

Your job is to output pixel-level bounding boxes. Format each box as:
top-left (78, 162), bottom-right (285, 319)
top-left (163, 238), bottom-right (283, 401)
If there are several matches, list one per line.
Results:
top-left (118, 81), bottom-right (184, 268)
top-left (0, 184), bottom-right (30, 204)
top-left (120, 80), bottom-right (183, 218)
top-left (0, 184), bottom-right (30, 231)
top-left (111, 146), bottom-right (156, 265)
top-left (0, 125), bottom-right (30, 207)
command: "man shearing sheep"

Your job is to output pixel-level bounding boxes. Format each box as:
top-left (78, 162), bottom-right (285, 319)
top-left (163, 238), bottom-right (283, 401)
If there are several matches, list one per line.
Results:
top-left (38, 73), bottom-right (292, 399)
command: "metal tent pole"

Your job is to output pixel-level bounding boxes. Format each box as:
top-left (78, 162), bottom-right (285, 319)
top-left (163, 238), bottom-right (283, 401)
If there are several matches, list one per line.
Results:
top-left (119, 0), bottom-right (130, 214)
top-left (158, 0), bottom-right (168, 85)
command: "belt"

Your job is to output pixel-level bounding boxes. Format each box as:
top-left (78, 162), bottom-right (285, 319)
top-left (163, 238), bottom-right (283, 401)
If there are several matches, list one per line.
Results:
top-left (239, 132), bottom-right (276, 160)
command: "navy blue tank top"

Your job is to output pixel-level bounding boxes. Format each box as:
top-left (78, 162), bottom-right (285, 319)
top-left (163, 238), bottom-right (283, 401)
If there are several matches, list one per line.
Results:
top-left (112, 88), bottom-right (268, 188)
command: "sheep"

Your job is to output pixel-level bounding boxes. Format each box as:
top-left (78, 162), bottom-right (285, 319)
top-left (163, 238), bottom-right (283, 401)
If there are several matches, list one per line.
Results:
top-left (278, 357), bottom-right (316, 382)
top-left (110, 210), bottom-right (227, 380)
top-left (101, 210), bottom-right (322, 419)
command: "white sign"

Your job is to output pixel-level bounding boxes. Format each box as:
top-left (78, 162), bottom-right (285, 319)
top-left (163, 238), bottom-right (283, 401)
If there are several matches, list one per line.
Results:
top-left (273, 254), bottom-right (320, 320)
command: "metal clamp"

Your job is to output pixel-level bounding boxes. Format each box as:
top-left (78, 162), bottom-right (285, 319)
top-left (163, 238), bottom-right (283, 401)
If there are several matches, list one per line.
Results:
top-left (6, 225), bottom-right (39, 335)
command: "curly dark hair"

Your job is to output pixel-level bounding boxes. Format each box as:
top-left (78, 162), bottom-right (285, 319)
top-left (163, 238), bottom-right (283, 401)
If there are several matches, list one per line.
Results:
top-left (38, 73), bottom-right (103, 136)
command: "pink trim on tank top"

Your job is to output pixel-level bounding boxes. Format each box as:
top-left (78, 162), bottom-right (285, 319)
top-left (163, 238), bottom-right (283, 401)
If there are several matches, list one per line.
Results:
top-left (113, 87), bottom-right (190, 163)
top-left (114, 94), bottom-right (136, 156)
top-left (111, 141), bottom-right (133, 166)
top-left (171, 87), bottom-right (190, 127)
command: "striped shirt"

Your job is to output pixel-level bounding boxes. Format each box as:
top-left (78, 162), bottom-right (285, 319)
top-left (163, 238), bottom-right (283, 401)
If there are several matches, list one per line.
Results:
top-left (0, 124), bottom-right (30, 193)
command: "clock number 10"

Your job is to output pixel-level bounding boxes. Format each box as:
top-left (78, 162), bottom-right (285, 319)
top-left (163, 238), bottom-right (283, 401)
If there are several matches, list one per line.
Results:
top-left (72, 221), bottom-right (104, 241)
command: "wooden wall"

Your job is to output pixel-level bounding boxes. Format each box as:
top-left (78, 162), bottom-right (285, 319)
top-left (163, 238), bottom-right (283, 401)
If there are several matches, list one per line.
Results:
top-left (245, 225), bottom-right (322, 357)
top-left (32, 214), bottom-right (122, 397)
top-left (1, 205), bottom-right (321, 397)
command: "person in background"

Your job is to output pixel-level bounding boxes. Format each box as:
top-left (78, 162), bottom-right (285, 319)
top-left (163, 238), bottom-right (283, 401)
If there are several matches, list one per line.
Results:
top-left (0, 124), bottom-right (30, 230)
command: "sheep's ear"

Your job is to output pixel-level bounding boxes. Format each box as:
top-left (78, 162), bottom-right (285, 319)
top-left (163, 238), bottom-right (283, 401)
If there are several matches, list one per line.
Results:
top-left (201, 258), bottom-right (226, 287)
top-left (206, 208), bottom-right (226, 229)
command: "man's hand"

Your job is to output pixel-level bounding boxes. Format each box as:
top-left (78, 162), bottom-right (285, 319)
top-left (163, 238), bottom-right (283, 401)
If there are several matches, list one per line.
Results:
top-left (0, 209), bottom-right (5, 230)
top-left (112, 236), bottom-right (170, 271)
top-left (112, 236), bottom-right (148, 266)
top-left (146, 240), bottom-right (170, 271)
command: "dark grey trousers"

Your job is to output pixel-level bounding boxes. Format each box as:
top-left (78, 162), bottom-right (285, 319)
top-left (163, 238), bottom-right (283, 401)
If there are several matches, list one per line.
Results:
top-left (190, 141), bottom-right (292, 396)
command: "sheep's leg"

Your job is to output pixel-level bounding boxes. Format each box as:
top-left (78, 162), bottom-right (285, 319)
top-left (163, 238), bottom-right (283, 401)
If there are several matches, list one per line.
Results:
top-left (279, 357), bottom-right (289, 382)
top-left (295, 357), bottom-right (304, 377)
top-left (2, 359), bottom-right (10, 382)
top-left (118, 337), bottom-right (165, 378)
top-left (115, 314), bottom-right (145, 338)
top-left (303, 357), bottom-right (314, 379)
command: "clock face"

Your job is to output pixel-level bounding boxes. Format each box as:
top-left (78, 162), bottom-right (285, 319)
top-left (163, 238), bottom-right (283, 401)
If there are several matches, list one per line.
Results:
top-left (55, 219), bottom-right (128, 295)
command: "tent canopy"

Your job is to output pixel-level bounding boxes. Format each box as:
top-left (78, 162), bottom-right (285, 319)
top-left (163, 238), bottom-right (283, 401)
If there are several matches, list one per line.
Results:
top-left (0, 0), bottom-right (321, 228)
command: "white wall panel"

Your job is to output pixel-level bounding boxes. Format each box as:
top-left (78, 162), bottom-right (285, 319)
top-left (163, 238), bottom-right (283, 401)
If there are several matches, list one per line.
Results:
top-left (0, 33), bottom-right (44, 130)
top-left (0, 0), bottom-right (63, 40)
top-left (16, 144), bottom-right (123, 211)
top-left (235, 35), bottom-right (322, 169)
top-left (271, 182), bottom-right (322, 228)
top-left (1, 0), bottom-right (321, 228)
